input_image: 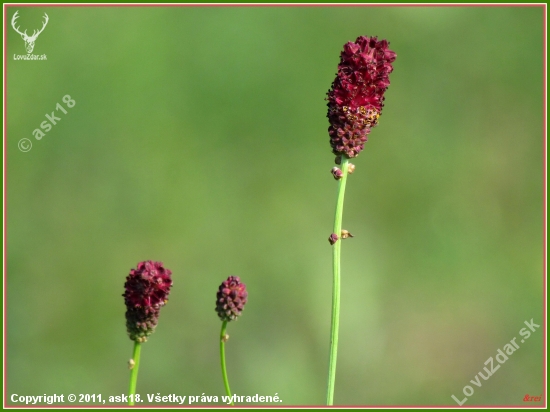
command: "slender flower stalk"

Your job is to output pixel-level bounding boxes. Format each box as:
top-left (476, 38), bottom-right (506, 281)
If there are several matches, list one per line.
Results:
top-left (215, 276), bottom-right (248, 406)
top-left (327, 156), bottom-right (349, 406)
top-left (128, 341), bottom-right (141, 406)
top-left (123, 261), bottom-right (173, 406)
top-left (325, 36), bottom-right (396, 405)
top-left (219, 321), bottom-right (232, 405)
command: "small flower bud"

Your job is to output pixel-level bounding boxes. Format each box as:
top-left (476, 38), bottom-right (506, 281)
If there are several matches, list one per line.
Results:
top-left (331, 167), bottom-right (343, 180)
top-left (347, 163), bottom-right (356, 174)
top-left (215, 276), bottom-right (248, 322)
top-left (335, 155), bottom-right (342, 165)
top-left (341, 229), bottom-right (354, 239)
top-left (128, 359), bottom-right (135, 369)
top-left (222, 334), bottom-right (230, 343)
top-left (328, 233), bottom-right (339, 245)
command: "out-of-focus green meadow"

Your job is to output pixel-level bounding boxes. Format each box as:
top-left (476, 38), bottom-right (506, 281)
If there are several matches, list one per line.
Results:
top-left (6, 5), bottom-right (544, 406)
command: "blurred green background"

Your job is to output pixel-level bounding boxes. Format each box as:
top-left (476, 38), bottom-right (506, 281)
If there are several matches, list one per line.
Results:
top-left (6, 5), bottom-right (544, 406)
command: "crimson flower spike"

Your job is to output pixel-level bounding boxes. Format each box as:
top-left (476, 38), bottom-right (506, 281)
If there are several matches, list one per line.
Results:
top-left (327, 36), bottom-right (396, 158)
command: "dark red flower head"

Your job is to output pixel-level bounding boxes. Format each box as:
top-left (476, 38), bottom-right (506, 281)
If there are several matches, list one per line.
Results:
top-left (215, 276), bottom-right (248, 322)
top-left (327, 36), bottom-right (396, 158)
top-left (123, 260), bottom-right (173, 342)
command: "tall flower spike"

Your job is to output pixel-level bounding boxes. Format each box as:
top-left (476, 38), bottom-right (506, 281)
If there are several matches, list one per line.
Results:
top-left (123, 260), bottom-right (173, 343)
top-left (327, 36), bottom-right (396, 158)
top-left (215, 276), bottom-right (248, 322)
top-left (325, 36), bottom-right (396, 406)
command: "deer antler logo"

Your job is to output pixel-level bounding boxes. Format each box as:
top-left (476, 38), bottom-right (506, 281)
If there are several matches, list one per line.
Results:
top-left (11, 11), bottom-right (49, 54)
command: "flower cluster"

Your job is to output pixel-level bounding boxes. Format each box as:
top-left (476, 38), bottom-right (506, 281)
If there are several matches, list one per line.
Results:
top-left (327, 36), bottom-right (396, 158)
top-left (123, 261), bottom-right (173, 342)
top-left (215, 276), bottom-right (248, 322)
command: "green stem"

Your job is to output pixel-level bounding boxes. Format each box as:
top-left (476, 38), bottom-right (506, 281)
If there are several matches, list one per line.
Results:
top-left (128, 341), bottom-right (141, 406)
top-left (327, 156), bottom-right (350, 406)
top-left (220, 321), bottom-right (234, 406)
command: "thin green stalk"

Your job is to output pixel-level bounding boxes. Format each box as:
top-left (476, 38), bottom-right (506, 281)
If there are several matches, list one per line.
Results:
top-left (128, 341), bottom-right (141, 406)
top-left (327, 156), bottom-right (350, 406)
top-left (220, 321), bottom-right (234, 406)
